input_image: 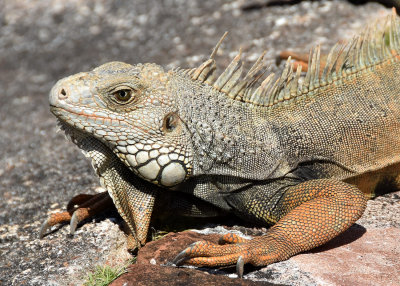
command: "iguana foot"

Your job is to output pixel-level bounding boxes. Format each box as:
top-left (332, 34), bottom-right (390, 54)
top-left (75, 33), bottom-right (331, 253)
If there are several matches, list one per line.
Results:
top-left (39, 189), bottom-right (113, 238)
top-left (174, 233), bottom-right (251, 267)
top-left (173, 180), bottom-right (367, 278)
top-left (173, 233), bottom-right (290, 278)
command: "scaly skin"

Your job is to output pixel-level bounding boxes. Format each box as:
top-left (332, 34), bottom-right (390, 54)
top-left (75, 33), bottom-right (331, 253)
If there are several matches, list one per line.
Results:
top-left (45, 13), bottom-right (399, 276)
top-left (242, 0), bottom-right (400, 13)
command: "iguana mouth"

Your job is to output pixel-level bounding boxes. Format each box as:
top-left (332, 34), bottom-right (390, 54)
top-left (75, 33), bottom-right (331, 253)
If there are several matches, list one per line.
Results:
top-left (51, 105), bottom-right (116, 152)
top-left (54, 118), bottom-right (112, 167)
top-left (56, 120), bottom-right (85, 147)
top-left (52, 105), bottom-right (192, 188)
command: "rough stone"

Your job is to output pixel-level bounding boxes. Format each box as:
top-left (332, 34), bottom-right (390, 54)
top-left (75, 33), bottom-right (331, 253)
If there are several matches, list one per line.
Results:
top-left (111, 263), bottom-right (273, 286)
top-left (112, 216), bottom-right (400, 285)
top-left (111, 232), bottom-right (279, 286)
top-left (291, 227), bottom-right (400, 286)
top-left (136, 232), bottom-right (220, 266)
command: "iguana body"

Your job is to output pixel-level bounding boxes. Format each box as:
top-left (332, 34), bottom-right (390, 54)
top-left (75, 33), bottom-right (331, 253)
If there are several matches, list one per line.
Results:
top-left (242, 0), bottom-right (400, 13)
top-left (45, 12), bottom-right (399, 275)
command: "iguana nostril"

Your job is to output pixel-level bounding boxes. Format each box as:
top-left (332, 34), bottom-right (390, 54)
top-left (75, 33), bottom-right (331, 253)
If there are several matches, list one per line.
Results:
top-left (59, 88), bottom-right (67, 99)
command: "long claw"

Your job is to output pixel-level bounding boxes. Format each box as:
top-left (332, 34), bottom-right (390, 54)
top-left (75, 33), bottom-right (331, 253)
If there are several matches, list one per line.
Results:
top-left (70, 212), bottom-right (79, 235)
top-left (172, 248), bottom-right (190, 266)
top-left (39, 219), bottom-right (51, 239)
top-left (39, 191), bottom-right (113, 239)
top-left (236, 256), bottom-right (244, 278)
top-left (172, 242), bottom-right (200, 266)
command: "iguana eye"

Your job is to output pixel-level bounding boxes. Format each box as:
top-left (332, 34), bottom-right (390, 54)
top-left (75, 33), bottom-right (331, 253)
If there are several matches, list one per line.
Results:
top-left (163, 112), bottom-right (179, 133)
top-left (113, 89), bottom-right (132, 102)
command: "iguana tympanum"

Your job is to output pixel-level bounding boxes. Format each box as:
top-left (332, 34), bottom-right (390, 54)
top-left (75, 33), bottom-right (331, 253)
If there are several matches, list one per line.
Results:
top-left (44, 12), bottom-right (400, 277)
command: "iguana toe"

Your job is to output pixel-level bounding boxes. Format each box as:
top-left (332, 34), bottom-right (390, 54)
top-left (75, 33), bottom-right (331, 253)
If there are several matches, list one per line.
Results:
top-left (39, 191), bottom-right (113, 237)
top-left (172, 242), bottom-right (199, 266)
top-left (236, 255), bottom-right (244, 278)
top-left (39, 211), bottom-right (72, 238)
top-left (173, 239), bottom-right (249, 267)
top-left (39, 220), bottom-right (49, 239)
top-left (69, 209), bottom-right (87, 235)
top-left (218, 233), bottom-right (249, 244)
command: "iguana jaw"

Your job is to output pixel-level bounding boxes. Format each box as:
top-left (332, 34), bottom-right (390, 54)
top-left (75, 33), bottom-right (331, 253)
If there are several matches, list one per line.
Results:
top-left (50, 118), bottom-right (157, 249)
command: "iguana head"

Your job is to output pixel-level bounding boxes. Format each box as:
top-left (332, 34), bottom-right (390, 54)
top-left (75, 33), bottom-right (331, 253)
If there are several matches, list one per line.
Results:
top-left (50, 61), bottom-right (193, 188)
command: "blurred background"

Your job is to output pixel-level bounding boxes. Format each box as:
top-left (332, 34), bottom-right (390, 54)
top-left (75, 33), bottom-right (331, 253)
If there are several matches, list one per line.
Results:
top-left (0, 1), bottom-right (398, 285)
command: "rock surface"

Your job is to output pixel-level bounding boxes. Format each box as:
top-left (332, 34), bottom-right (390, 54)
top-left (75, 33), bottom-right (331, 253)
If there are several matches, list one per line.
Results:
top-left (110, 232), bottom-right (279, 286)
top-left (1, 0), bottom-right (399, 285)
top-left (111, 206), bottom-right (400, 286)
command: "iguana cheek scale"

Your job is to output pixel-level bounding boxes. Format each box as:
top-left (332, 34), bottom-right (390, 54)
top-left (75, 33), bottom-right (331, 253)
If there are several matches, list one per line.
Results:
top-left (44, 11), bottom-right (399, 277)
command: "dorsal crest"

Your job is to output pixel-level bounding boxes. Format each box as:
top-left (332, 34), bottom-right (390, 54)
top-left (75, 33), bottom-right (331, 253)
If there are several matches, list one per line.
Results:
top-left (187, 10), bottom-right (400, 108)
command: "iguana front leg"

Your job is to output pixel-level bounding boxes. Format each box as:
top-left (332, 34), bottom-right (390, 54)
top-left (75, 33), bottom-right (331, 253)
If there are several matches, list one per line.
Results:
top-left (40, 191), bottom-right (114, 238)
top-left (173, 179), bottom-right (367, 276)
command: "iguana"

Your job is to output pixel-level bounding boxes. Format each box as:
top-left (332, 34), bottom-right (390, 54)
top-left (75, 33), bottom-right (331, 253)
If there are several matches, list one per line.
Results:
top-left (241, 0), bottom-right (400, 13)
top-left (43, 11), bottom-right (400, 277)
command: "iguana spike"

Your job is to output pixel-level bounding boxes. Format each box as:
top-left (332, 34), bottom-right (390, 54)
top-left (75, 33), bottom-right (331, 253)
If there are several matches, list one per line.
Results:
top-left (249, 87), bottom-right (261, 104)
top-left (187, 13), bottom-right (399, 108)
top-left (191, 59), bottom-right (216, 82)
top-left (393, 9), bottom-right (400, 49)
top-left (191, 32), bottom-right (228, 83)
top-left (259, 73), bottom-right (276, 105)
top-left (328, 44), bottom-right (345, 81)
top-left (221, 65), bottom-right (243, 96)
top-left (290, 65), bottom-right (302, 97)
top-left (249, 65), bottom-right (268, 87)
top-left (214, 48), bottom-right (243, 91)
top-left (367, 23), bottom-right (378, 63)
top-left (380, 17), bottom-right (391, 58)
top-left (350, 36), bottom-right (360, 72)
top-left (340, 37), bottom-right (357, 73)
top-left (321, 43), bottom-right (338, 83)
top-left (309, 46), bottom-right (319, 90)
top-left (210, 31), bottom-right (228, 60)
top-left (230, 80), bottom-right (248, 101)
top-left (351, 36), bottom-right (359, 70)
top-left (276, 57), bottom-right (292, 100)
top-left (302, 47), bottom-right (314, 92)
top-left (356, 33), bottom-right (365, 69)
top-left (247, 51), bottom-right (267, 76)
top-left (268, 78), bottom-right (281, 106)
top-left (235, 51), bottom-right (267, 100)
top-left (283, 63), bottom-right (294, 100)
top-left (358, 34), bottom-right (366, 68)
top-left (389, 12), bottom-right (397, 52)
top-left (392, 20), bottom-right (398, 50)
top-left (185, 68), bottom-right (196, 76)
top-left (370, 29), bottom-right (378, 62)
top-left (248, 67), bottom-right (272, 104)
top-left (313, 45), bottom-right (321, 87)
top-left (244, 70), bottom-right (267, 102)
top-left (361, 27), bottom-right (374, 67)
top-left (273, 59), bottom-right (290, 103)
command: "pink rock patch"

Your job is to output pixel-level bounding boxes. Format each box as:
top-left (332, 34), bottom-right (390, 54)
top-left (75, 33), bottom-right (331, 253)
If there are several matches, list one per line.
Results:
top-left (291, 227), bottom-right (400, 286)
